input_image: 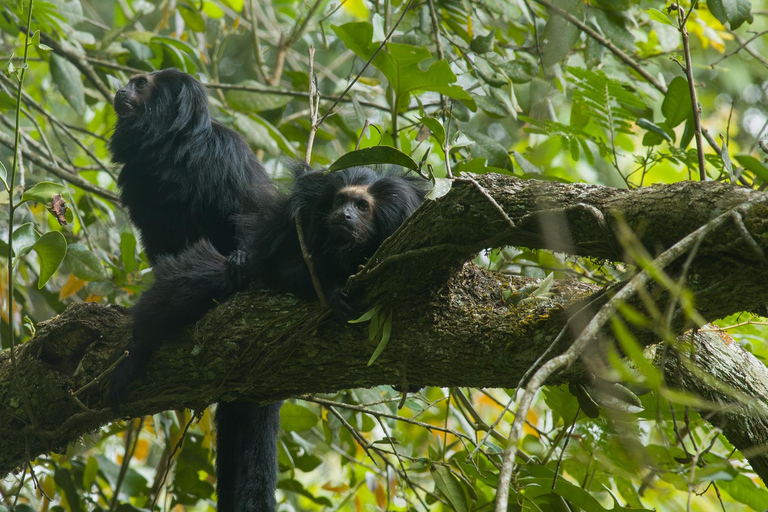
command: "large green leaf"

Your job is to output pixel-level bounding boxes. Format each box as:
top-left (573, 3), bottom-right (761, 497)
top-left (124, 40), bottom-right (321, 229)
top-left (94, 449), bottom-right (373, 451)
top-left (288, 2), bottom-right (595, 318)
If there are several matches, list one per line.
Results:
top-left (708, 0), bottom-right (753, 29)
top-left (20, 181), bottom-right (67, 205)
top-left (661, 77), bottom-right (692, 128)
top-left (50, 54), bottom-right (85, 115)
top-left (33, 231), bottom-right (67, 288)
top-left (541, 0), bottom-right (582, 67)
top-left (328, 146), bottom-right (418, 172)
top-left (331, 22), bottom-right (475, 110)
top-left (12, 222), bottom-right (38, 258)
top-left (431, 466), bottom-right (470, 512)
top-left (65, 242), bottom-right (107, 281)
top-left (280, 402), bottom-right (318, 432)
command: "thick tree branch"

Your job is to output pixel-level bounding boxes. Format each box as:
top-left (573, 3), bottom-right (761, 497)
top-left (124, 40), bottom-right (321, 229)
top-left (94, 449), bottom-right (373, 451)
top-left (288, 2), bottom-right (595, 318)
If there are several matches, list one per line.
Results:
top-left (1, 176), bottom-right (768, 485)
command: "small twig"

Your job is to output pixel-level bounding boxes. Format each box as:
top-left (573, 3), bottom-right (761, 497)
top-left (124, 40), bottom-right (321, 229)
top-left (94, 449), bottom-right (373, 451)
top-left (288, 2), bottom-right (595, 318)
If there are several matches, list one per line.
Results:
top-left (150, 413), bottom-right (195, 510)
top-left (356, 119), bottom-right (370, 150)
top-left (246, 0), bottom-right (268, 81)
top-left (375, 416), bottom-right (430, 511)
top-left (72, 350), bottom-right (129, 397)
top-left (110, 418), bottom-right (144, 512)
top-left (443, 100), bottom-right (454, 178)
top-left (305, 47), bottom-right (319, 163)
top-left (676, 3), bottom-right (707, 181)
top-left (295, 213), bottom-right (328, 308)
top-left (710, 29), bottom-right (768, 67)
top-left (326, 405), bottom-right (378, 465)
top-left (552, 407), bottom-right (579, 490)
top-left (316, 0), bottom-right (414, 128)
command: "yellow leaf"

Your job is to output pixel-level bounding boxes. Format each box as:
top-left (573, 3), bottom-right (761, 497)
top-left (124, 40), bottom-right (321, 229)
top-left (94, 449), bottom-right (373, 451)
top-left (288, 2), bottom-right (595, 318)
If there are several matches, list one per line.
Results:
top-left (357, 76), bottom-right (381, 86)
top-left (134, 439), bottom-right (150, 461)
top-left (342, 0), bottom-right (369, 20)
top-left (59, 273), bottom-right (86, 300)
top-left (84, 294), bottom-right (103, 303)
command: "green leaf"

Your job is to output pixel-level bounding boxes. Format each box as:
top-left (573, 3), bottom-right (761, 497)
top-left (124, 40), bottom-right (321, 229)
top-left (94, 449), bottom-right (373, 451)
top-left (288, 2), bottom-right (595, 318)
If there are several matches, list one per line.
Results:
top-left (20, 181), bottom-right (67, 205)
top-left (219, 0), bottom-right (244, 12)
top-left (420, 116), bottom-right (445, 145)
top-left (202, 0), bottom-right (224, 18)
top-left (234, 113), bottom-right (280, 155)
top-left (543, 385), bottom-right (580, 424)
top-left (122, 39), bottom-right (154, 62)
top-left (469, 29), bottom-right (495, 54)
top-left (465, 131), bottom-right (510, 169)
top-left (708, 0), bottom-right (753, 30)
top-left (348, 307), bottom-right (377, 324)
top-left (541, 0), bottom-right (582, 67)
top-left (513, 151), bottom-right (541, 175)
top-left (279, 402), bottom-right (318, 431)
top-left (661, 77), bottom-right (692, 128)
top-left (33, 231), bottom-right (67, 288)
top-left (82, 456), bottom-right (98, 489)
top-left (225, 81), bottom-right (292, 113)
top-left (50, 54), bottom-right (85, 115)
top-left (120, 232), bottom-right (138, 273)
top-left (277, 479), bottom-right (333, 506)
top-left (425, 178), bottom-right (452, 200)
top-left (611, 317), bottom-right (661, 387)
top-left (636, 118), bottom-right (673, 143)
top-left (65, 242), bottom-right (107, 281)
top-left (328, 146), bottom-right (418, 172)
top-left (734, 155), bottom-right (768, 183)
top-left (500, 56), bottom-right (539, 84)
top-left (178, 4), bottom-right (206, 32)
top-left (331, 23), bottom-right (475, 109)
top-left (367, 311), bottom-right (392, 366)
top-left (718, 474), bottom-right (768, 509)
top-left (430, 466), bottom-right (469, 512)
top-left (0, 160), bottom-right (7, 190)
top-left (646, 8), bottom-right (674, 26)
top-left (12, 223), bottom-right (39, 258)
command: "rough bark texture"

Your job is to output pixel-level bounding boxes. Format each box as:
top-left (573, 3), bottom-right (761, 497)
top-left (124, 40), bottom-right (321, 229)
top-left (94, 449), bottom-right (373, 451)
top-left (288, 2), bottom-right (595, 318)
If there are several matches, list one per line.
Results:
top-left (2, 175), bottom-right (768, 484)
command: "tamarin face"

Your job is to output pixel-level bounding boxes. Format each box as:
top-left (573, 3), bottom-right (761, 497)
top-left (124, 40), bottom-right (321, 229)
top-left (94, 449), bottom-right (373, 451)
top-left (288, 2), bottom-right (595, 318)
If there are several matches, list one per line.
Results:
top-left (113, 74), bottom-right (156, 117)
top-left (327, 185), bottom-right (376, 244)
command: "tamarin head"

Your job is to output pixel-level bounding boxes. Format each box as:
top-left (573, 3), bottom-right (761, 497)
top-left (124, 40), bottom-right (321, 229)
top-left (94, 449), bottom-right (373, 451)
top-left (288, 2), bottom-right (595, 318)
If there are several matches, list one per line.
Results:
top-left (111, 68), bottom-right (211, 162)
top-left (328, 185), bottom-right (377, 244)
top-left (291, 166), bottom-right (428, 255)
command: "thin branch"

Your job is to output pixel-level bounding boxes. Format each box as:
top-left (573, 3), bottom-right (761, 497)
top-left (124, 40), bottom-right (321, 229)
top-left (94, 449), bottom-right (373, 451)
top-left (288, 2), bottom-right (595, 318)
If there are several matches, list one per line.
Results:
top-left (676, 4), bottom-right (707, 181)
top-left (493, 201), bottom-right (746, 512)
top-left (316, 0), bottom-right (414, 128)
top-left (0, 130), bottom-right (120, 203)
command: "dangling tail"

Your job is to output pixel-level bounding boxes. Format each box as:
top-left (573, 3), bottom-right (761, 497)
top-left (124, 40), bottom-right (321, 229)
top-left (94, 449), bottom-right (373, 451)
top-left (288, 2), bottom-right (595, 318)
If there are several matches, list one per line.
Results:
top-left (215, 401), bottom-right (282, 512)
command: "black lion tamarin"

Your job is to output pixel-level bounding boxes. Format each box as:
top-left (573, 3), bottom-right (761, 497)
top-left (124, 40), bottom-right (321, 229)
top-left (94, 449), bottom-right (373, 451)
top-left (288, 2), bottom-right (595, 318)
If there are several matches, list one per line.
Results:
top-left (110, 68), bottom-right (276, 262)
top-left (113, 164), bottom-right (427, 511)
top-left (108, 68), bottom-right (279, 512)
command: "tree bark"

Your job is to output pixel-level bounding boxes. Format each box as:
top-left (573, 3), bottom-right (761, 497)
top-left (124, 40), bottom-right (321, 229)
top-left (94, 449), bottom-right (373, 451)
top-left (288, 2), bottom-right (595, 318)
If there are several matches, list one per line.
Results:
top-left (1, 175), bottom-right (768, 484)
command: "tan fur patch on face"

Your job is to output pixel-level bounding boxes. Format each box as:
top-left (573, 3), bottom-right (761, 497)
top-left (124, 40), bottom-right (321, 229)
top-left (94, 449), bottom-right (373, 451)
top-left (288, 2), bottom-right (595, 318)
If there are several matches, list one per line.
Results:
top-left (337, 186), bottom-right (375, 205)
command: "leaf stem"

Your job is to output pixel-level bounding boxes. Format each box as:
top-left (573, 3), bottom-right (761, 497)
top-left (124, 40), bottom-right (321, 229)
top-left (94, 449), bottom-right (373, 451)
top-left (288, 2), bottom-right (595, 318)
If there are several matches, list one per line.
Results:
top-left (7, 0), bottom-right (38, 430)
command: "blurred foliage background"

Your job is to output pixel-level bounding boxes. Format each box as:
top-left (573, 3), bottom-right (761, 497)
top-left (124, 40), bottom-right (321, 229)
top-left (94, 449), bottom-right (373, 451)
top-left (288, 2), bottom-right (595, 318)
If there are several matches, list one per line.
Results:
top-left (2, 0), bottom-right (768, 510)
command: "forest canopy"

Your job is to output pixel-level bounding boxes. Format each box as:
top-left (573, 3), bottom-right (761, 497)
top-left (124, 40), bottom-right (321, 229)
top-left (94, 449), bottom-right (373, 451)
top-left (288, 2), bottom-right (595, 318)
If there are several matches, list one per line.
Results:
top-left (2, 0), bottom-right (768, 511)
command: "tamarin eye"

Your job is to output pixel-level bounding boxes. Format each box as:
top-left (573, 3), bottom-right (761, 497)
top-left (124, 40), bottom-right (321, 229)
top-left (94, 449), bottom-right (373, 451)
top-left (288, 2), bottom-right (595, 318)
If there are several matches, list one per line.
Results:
top-left (333, 195), bottom-right (345, 207)
top-left (134, 77), bottom-right (148, 89)
top-left (356, 201), bottom-right (369, 211)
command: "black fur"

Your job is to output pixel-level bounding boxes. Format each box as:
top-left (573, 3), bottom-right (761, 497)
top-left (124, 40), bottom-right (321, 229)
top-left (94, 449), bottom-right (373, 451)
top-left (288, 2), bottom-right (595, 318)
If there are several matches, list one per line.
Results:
top-left (108, 69), bottom-right (279, 512)
top-left (240, 164), bottom-right (427, 316)
top-left (110, 68), bottom-right (275, 263)
top-left (119, 165), bottom-right (427, 511)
